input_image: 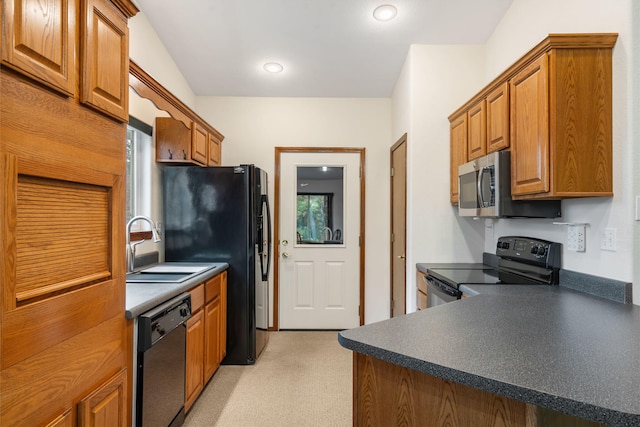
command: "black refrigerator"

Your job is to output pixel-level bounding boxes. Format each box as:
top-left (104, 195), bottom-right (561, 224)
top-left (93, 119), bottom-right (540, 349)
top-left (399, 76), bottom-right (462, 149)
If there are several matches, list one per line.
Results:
top-left (162, 165), bottom-right (271, 365)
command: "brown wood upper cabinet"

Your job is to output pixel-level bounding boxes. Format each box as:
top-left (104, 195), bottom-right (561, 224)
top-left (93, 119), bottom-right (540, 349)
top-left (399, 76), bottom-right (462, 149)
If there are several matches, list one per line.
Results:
top-left (1, 0), bottom-right (77, 96)
top-left (2, 0), bottom-right (132, 122)
top-left (449, 33), bottom-right (617, 203)
top-left (510, 35), bottom-right (616, 199)
top-left (467, 100), bottom-right (487, 160)
top-left (449, 112), bottom-right (467, 205)
top-left (156, 117), bottom-right (223, 167)
top-left (486, 82), bottom-right (510, 153)
top-left (81, 0), bottom-right (130, 122)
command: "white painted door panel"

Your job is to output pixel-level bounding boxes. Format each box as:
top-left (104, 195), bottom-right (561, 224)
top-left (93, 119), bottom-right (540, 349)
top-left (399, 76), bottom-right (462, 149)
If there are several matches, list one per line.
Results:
top-left (279, 152), bottom-right (360, 329)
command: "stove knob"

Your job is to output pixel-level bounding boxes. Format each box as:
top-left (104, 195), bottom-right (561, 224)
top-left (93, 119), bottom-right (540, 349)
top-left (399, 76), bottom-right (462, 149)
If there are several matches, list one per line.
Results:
top-left (180, 308), bottom-right (189, 317)
top-left (531, 246), bottom-right (538, 254)
top-left (538, 246), bottom-right (546, 256)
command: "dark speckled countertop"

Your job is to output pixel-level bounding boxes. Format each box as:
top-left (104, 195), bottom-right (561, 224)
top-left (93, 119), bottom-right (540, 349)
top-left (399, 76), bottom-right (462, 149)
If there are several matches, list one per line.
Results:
top-left (125, 262), bottom-right (228, 319)
top-left (338, 286), bottom-right (640, 427)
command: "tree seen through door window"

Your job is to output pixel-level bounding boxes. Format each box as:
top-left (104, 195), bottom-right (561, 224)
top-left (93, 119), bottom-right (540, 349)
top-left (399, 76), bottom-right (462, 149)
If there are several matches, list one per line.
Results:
top-left (297, 193), bottom-right (333, 243)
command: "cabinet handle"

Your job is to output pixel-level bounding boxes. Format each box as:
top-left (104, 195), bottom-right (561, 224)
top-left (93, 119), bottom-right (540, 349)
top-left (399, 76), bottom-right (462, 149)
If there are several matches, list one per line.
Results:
top-left (168, 149), bottom-right (173, 160)
top-left (182, 150), bottom-right (187, 160)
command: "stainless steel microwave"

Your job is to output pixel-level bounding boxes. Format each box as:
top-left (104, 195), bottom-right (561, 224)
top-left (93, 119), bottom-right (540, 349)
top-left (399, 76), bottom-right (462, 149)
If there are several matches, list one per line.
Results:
top-left (458, 151), bottom-right (561, 218)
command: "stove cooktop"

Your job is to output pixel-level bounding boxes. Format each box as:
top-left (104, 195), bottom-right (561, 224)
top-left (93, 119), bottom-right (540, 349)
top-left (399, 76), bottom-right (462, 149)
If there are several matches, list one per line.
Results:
top-left (426, 268), bottom-right (501, 286)
top-left (425, 236), bottom-right (562, 289)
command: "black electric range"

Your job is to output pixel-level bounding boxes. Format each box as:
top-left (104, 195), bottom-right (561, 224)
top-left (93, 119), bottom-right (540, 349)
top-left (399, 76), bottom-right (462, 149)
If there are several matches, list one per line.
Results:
top-left (424, 236), bottom-right (561, 307)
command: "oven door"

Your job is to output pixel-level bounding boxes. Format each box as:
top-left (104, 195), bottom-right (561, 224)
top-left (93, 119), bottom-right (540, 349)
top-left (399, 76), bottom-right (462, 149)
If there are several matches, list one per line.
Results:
top-left (425, 275), bottom-right (462, 308)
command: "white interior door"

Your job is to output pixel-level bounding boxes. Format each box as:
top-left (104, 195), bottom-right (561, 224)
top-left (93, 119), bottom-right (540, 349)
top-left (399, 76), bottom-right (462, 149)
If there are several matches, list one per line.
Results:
top-left (279, 152), bottom-right (361, 329)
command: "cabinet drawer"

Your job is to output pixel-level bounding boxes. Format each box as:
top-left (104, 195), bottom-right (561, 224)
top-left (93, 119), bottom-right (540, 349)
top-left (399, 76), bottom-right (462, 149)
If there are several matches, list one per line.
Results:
top-left (205, 274), bottom-right (221, 303)
top-left (190, 284), bottom-right (205, 312)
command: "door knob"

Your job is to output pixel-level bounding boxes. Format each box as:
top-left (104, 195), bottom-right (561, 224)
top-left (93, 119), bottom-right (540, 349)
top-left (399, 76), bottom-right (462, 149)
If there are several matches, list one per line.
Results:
top-left (397, 255), bottom-right (406, 259)
top-left (282, 252), bottom-right (289, 258)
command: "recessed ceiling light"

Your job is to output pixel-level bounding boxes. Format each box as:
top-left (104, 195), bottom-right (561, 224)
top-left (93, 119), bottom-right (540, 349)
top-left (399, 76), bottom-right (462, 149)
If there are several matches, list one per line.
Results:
top-left (263, 62), bottom-right (284, 73)
top-left (373, 4), bottom-right (397, 22)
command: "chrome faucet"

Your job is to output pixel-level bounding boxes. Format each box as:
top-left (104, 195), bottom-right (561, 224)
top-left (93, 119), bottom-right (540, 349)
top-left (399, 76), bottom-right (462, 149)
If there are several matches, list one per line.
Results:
top-left (126, 215), bottom-right (161, 272)
top-left (321, 226), bottom-right (333, 241)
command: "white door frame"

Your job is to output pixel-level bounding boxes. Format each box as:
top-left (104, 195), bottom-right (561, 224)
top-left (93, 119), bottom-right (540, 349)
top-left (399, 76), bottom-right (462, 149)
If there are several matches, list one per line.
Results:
top-left (273, 147), bottom-right (365, 330)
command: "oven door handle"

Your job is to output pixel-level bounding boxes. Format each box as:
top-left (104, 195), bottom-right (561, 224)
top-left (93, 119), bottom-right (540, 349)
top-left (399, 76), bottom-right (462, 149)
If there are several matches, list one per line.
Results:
top-left (426, 276), bottom-right (460, 297)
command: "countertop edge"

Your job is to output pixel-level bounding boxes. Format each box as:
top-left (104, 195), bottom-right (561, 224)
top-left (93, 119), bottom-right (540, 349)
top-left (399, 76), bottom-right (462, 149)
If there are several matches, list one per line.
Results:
top-left (338, 331), bottom-right (640, 427)
top-left (125, 263), bottom-right (229, 319)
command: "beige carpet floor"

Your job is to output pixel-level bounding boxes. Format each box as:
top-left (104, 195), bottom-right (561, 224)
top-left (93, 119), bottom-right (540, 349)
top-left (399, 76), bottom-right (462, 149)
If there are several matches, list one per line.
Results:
top-left (183, 331), bottom-right (352, 427)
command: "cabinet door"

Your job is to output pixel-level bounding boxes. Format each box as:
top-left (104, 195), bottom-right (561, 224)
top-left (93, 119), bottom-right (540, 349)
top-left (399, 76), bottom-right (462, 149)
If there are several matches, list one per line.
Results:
top-left (185, 309), bottom-right (204, 413)
top-left (449, 113), bottom-right (467, 205)
top-left (220, 272), bottom-right (227, 360)
top-left (155, 117), bottom-right (191, 163)
top-left (416, 270), bottom-right (427, 311)
top-left (81, 0), bottom-right (129, 122)
top-left (191, 123), bottom-right (208, 166)
top-left (510, 54), bottom-right (549, 196)
top-left (486, 82), bottom-right (510, 153)
top-left (208, 133), bottom-right (221, 166)
top-left (1, 0), bottom-right (76, 96)
top-left (78, 369), bottom-right (127, 427)
top-left (204, 297), bottom-right (221, 383)
top-left (467, 100), bottom-right (486, 160)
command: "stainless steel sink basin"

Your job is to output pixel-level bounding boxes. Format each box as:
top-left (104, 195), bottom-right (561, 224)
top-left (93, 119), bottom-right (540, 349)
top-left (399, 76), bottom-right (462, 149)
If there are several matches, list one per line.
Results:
top-left (125, 272), bottom-right (193, 283)
top-left (126, 262), bottom-right (218, 283)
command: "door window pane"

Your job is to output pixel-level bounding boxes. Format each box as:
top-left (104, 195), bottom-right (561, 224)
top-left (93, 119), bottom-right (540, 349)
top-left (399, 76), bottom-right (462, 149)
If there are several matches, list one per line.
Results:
top-left (296, 166), bottom-right (343, 245)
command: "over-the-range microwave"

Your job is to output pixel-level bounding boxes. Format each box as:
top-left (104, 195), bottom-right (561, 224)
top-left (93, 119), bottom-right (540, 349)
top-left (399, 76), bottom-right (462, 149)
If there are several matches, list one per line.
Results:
top-left (458, 151), bottom-right (561, 218)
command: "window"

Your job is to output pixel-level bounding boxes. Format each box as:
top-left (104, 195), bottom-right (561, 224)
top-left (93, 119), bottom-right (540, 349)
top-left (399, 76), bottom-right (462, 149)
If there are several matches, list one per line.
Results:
top-left (126, 117), bottom-right (153, 226)
top-left (296, 193), bottom-right (333, 243)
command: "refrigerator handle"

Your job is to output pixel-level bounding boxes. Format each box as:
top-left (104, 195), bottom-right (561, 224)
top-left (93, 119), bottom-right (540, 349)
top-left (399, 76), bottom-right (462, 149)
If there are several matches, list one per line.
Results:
top-left (261, 194), bottom-right (272, 281)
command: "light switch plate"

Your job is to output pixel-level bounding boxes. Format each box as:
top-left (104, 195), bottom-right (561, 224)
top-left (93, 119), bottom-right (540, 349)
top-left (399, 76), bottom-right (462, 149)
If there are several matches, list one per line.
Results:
top-left (601, 228), bottom-right (616, 251)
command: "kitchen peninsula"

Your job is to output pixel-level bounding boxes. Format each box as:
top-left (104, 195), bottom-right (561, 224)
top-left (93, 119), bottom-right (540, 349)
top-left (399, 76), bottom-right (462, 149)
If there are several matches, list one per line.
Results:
top-left (338, 286), bottom-right (640, 427)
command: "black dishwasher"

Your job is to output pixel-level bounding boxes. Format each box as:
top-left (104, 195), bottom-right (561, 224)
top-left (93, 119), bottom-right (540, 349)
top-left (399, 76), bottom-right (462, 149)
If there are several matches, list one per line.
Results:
top-left (137, 293), bottom-right (191, 427)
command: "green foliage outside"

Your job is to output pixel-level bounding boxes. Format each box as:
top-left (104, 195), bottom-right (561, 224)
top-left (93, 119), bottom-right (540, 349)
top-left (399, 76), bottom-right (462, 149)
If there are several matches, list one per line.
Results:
top-left (297, 194), bottom-right (330, 242)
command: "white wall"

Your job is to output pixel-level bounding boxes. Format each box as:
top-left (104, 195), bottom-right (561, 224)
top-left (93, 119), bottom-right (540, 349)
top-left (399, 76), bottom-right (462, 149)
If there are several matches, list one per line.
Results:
top-left (128, 12), bottom-right (196, 110)
top-left (482, 0), bottom-right (638, 304)
top-left (195, 97), bottom-right (392, 324)
top-left (392, 45), bottom-right (487, 313)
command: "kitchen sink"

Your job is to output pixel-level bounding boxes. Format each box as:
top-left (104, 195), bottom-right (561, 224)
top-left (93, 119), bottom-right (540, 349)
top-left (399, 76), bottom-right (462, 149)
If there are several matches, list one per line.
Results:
top-left (125, 272), bottom-right (193, 283)
top-left (126, 262), bottom-right (218, 283)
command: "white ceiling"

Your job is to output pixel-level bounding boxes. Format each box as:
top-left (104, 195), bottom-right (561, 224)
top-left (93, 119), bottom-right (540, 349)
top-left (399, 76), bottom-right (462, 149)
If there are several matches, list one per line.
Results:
top-left (133, 0), bottom-right (513, 98)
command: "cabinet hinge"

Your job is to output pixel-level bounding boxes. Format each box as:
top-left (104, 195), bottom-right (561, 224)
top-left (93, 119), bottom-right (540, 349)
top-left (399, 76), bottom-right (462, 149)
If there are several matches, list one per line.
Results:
top-left (391, 233), bottom-right (395, 243)
top-left (391, 167), bottom-right (394, 177)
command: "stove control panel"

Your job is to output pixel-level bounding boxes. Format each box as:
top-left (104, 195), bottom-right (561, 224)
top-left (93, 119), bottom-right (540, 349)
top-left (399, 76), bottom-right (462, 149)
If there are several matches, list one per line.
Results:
top-left (496, 236), bottom-right (561, 269)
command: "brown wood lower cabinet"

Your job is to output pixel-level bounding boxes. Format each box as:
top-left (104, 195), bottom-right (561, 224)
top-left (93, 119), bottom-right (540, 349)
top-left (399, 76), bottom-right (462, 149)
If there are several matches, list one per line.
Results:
top-left (185, 309), bottom-right (205, 412)
top-left (416, 269), bottom-right (427, 310)
top-left (353, 353), bottom-right (603, 427)
top-left (185, 271), bottom-right (227, 412)
top-left (78, 369), bottom-right (128, 427)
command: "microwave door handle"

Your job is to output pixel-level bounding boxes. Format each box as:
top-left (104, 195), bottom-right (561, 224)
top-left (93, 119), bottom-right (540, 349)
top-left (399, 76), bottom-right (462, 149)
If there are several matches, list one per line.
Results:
top-left (477, 167), bottom-right (485, 207)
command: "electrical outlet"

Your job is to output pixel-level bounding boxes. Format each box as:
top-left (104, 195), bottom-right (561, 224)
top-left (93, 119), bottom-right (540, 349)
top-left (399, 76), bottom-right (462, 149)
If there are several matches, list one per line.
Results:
top-left (601, 228), bottom-right (616, 251)
top-left (567, 224), bottom-right (585, 252)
